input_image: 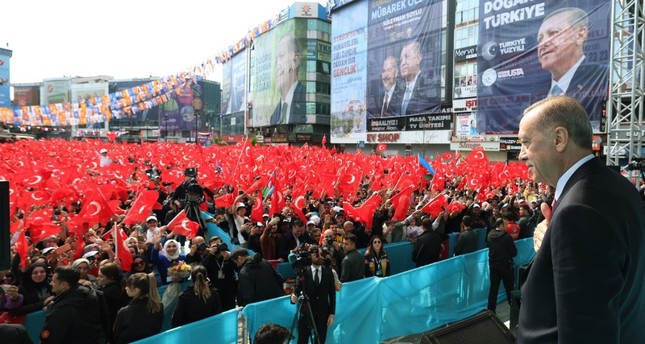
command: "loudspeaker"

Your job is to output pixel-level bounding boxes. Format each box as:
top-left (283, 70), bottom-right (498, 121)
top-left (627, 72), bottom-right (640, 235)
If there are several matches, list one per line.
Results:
top-left (420, 310), bottom-right (515, 344)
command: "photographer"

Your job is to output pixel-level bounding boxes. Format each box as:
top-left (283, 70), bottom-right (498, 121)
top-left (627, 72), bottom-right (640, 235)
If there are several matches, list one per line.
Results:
top-left (260, 216), bottom-right (282, 261)
top-left (184, 236), bottom-right (208, 265)
top-left (231, 248), bottom-right (283, 308)
top-left (321, 229), bottom-right (345, 277)
top-left (201, 236), bottom-right (237, 311)
top-left (290, 245), bottom-right (336, 344)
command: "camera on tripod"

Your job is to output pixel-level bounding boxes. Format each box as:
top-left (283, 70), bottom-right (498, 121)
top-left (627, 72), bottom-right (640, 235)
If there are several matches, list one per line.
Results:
top-left (183, 167), bottom-right (204, 204)
top-left (291, 248), bottom-right (313, 272)
top-left (625, 158), bottom-right (645, 171)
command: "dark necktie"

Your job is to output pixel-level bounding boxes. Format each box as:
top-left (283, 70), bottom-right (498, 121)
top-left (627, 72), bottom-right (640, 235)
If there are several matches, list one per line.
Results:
top-left (381, 94), bottom-right (389, 116)
top-left (314, 268), bottom-right (320, 286)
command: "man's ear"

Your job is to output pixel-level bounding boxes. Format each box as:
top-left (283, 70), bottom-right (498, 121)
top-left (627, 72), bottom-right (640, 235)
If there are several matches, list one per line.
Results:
top-left (552, 126), bottom-right (569, 152)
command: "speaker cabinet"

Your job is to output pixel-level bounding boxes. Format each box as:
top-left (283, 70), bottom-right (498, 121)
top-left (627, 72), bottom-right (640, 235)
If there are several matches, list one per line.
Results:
top-left (420, 310), bottom-right (515, 344)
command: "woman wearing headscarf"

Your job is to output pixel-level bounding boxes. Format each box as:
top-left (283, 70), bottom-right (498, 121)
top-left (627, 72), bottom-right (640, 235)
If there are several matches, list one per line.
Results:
top-left (72, 258), bottom-right (98, 287)
top-left (171, 265), bottom-right (222, 328)
top-left (150, 239), bottom-right (185, 284)
top-left (9, 262), bottom-right (53, 315)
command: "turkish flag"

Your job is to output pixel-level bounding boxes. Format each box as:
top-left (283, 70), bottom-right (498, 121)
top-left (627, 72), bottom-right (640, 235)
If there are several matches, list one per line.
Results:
top-left (290, 191), bottom-right (308, 223)
top-left (167, 210), bottom-right (200, 239)
top-left (215, 193), bottom-right (235, 209)
top-left (421, 194), bottom-right (448, 218)
top-left (321, 134), bottom-right (327, 148)
top-left (29, 222), bottom-right (61, 244)
top-left (78, 189), bottom-right (117, 225)
top-left (122, 189), bottom-right (159, 225)
top-left (376, 143), bottom-right (387, 153)
top-left (251, 193), bottom-right (264, 223)
top-left (390, 187), bottom-right (413, 222)
top-left (16, 230), bottom-right (29, 269)
top-left (113, 224), bottom-right (133, 271)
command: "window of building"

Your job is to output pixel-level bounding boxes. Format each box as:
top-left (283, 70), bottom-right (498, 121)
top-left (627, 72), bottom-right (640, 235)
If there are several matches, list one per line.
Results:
top-left (454, 24), bottom-right (479, 49)
top-left (456, 0), bottom-right (479, 25)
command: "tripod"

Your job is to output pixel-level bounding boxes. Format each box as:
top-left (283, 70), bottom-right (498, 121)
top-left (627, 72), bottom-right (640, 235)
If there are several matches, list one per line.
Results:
top-left (289, 293), bottom-right (321, 344)
top-left (184, 200), bottom-right (208, 239)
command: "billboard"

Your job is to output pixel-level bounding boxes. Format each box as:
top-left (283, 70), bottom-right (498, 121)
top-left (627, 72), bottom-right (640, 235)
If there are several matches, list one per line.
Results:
top-left (0, 50), bottom-right (9, 108)
top-left (41, 79), bottom-right (71, 105)
top-left (221, 49), bottom-right (247, 115)
top-left (330, 0), bottom-right (444, 143)
top-left (159, 83), bottom-right (203, 131)
top-left (477, 0), bottom-right (610, 133)
top-left (13, 86), bottom-right (40, 107)
top-left (250, 19), bottom-right (310, 127)
top-left (111, 80), bottom-right (161, 125)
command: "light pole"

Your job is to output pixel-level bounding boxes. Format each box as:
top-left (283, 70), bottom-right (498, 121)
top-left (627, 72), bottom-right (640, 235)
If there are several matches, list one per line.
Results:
top-left (194, 109), bottom-right (200, 145)
top-left (163, 114), bottom-right (169, 142)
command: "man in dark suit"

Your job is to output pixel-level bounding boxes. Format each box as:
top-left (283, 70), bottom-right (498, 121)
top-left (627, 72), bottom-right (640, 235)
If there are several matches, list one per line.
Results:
top-left (369, 55), bottom-right (402, 118)
top-left (411, 217), bottom-right (443, 267)
top-left (290, 245), bottom-right (336, 344)
top-left (394, 40), bottom-right (440, 116)
top-left (516, 96), bottom-right (645, 343)
top-left (534, 7), bottom-right (609, 130)
top-left (270, 33), bottom-right (307, 125)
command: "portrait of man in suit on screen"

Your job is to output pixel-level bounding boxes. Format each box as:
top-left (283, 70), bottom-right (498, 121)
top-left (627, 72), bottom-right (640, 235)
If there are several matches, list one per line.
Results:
top-left (533, 7), bottom-right (609, 129)
top-left (394, 40), bottom-right (440, 116)
top-left (270, 33), bottom-right (306, 126)
top-left (370, 55), bottom-right (402, 118)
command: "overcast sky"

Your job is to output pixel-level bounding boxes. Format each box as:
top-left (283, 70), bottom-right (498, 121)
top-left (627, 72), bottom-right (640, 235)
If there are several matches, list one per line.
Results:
top-left (2, 0), bottom-right (326, 84)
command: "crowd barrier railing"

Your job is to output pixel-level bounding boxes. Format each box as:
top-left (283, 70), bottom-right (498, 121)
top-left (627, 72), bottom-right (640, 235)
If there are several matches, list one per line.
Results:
top-left (23, 219), bottom-right (533, 344)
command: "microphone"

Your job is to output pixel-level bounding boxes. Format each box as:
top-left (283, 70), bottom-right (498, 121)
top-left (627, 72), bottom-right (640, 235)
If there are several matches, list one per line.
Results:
top-left (288, 252), bottom-right (298, 265)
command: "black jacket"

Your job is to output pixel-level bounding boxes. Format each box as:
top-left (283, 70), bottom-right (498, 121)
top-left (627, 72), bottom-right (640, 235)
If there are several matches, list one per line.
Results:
top-left (486, 229), bottom-right (517, 267)
top-left (237, 256), bottom-right (284, 307)
top-left (40, 285), bottom-right (106, 344)
top-left (412, 229), bottom-right (442, 267)
top-left (171, 286), bottom-right (222, 328)
top-left (100, 281), bottom-right (130, 341)
top-left (113, 298), bottom-right (164, 344)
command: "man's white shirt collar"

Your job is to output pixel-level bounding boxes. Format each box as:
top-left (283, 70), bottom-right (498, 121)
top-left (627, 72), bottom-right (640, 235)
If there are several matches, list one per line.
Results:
top-left (551, 55), bottom-right (585, 95)
top-left (555, 154), bottom-right (594, 201)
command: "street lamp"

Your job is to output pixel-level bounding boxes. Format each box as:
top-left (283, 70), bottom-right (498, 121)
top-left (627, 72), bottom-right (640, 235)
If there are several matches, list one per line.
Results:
top-left (194, 109), bottom-right (200, 145)
top-left (163, 114), bottom-right (169, 142)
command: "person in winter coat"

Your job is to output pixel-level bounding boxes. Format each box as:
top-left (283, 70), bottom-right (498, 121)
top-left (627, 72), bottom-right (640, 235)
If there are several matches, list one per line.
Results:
top-left (486, 218), bottom-right (518, 312)
top-left (40, 266), bottom-right (105, 344)
top-left (171, 265), bottom-right (221, 327)
top-left (113, 272), bottom-right (163, 344)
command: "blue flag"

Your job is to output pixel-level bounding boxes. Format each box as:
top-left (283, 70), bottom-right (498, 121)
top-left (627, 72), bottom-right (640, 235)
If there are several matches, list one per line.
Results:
top-left (418, 154), bottom-right (435, 175)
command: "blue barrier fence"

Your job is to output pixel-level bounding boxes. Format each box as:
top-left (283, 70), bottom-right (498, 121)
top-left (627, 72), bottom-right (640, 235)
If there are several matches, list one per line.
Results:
top-left (243, 238), bottom-right (534, 343)
top-left (23, 220), bottom-right (533, 343)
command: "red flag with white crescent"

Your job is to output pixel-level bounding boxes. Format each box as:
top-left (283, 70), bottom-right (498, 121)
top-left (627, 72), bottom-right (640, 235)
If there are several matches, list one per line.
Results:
top-left (166, 209), bottom-right (200, 239)
top-left (113, 223), bottom-right (133, 271)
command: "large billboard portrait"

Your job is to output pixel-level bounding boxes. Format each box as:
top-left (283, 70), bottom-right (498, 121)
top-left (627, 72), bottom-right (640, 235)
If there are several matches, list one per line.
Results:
top-left (477, 0), bottom-right (610, 133)
top-left (251, 20), bottom-right (309, 127)
top-left (329, 0), bottom-right (369, 143)
top-left (221, 49), bottom-right (247, 115)
top-left (330, 0), bottom-right (443, 143)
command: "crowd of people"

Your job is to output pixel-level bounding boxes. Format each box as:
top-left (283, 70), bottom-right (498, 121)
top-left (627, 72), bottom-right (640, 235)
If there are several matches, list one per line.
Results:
top-left (0, 144), bottom-right (549, 343)
top-left (1, 100), bottom-right (643, 342)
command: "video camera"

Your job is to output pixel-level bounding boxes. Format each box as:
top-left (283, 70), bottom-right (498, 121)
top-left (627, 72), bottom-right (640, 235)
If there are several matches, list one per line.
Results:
top-left (183, 167), bottom-right (204, 203)
top-left (625, 158), bottom-right (645, 172)
top-left (289, 248), bottom-right (313, 271)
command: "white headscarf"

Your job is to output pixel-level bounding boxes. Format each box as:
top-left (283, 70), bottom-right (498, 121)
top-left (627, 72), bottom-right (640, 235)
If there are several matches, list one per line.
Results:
top-left (161, 239), bottom-right (180, 261)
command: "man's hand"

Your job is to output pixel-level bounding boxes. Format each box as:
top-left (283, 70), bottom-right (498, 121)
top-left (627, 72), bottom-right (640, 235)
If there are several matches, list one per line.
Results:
top-left (327, 314), bottom-right (335, 326)
top-left (533, 202), bottom-right (553, 252)
top-left (290, 293), bottom-right (298, 304)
